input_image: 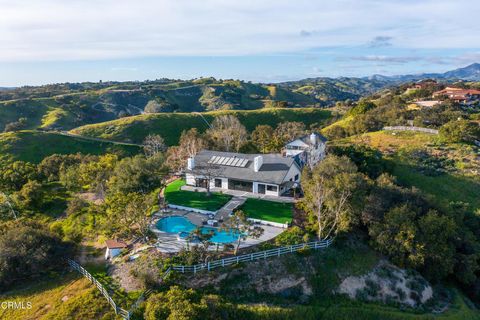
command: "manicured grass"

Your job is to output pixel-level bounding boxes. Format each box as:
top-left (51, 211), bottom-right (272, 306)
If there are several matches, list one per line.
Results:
top-left (0, 130), bottom-right (140, 163)
top-left (240, 198), bottom-right (293, 224)
top-left (71, 108), bottom-right (332, 145)
top-left (164, 179), bottom-right (232, 211)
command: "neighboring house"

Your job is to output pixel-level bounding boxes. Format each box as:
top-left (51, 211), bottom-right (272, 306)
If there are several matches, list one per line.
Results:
top-left (283, 132), bottom-right (327, 168)
top-left (105, 239), bottom-right (127, 260)
top-left (433, 87), bottom-right (480, 104)
top-left (185, 133), bottom-right (327, 197)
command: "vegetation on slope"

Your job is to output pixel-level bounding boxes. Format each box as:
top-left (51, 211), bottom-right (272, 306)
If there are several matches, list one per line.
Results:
top-left (338, 130), bottom-right (480, 213)
top-left (0, 130), bottom-right (140, 163)
top-left (71, 108), bottom-right (332, 145)
top-left (148, 238), bottom-right (479, 320)
top-left (0, 274), bottom-right (115, 320)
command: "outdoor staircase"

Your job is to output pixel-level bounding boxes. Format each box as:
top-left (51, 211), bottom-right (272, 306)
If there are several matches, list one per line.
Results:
top-left (215, 196), bottom-right (246, 221)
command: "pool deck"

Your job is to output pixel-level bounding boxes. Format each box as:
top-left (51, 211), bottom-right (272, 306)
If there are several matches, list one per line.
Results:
top-left (151, 209), bottom-right (284, 253)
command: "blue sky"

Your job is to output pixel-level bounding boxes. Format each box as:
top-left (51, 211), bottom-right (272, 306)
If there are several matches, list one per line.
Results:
top-left (0, 0), bottom-right (479, 86)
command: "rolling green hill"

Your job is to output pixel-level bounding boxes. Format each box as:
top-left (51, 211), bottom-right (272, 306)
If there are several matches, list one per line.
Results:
top-left (0, 77), bottom-right (395, 133)
top-left (70, 108), bottom-right (332, 145)
top-left (0, 130), bottom-right (140, 163)
top-left (0, 79), bottom-right (321, 132)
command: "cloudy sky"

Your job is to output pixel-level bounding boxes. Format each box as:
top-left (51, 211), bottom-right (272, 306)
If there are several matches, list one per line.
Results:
top-left (1, 0), bottom-right (479, 86)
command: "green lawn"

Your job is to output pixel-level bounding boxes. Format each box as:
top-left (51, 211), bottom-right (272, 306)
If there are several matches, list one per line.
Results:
top-left (240, 198), bottom-right (293, 224)
top-left (164, 179), bottom-right (232, 211)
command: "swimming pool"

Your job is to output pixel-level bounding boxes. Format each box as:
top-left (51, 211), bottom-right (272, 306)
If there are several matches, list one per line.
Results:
top-left (156, 216), bottom-right (240, 244)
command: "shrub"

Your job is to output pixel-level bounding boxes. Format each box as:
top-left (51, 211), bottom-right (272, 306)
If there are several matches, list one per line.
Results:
top-left (0, 221), bottom-right (74, 291)
top-left (274, 226), bottom-right (306, 246)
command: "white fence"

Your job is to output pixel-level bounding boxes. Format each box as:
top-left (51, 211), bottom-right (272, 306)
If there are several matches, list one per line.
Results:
top-left (68, 259), bottom-right (163, 320)
top-left (68, 239), bottom-right (333, 317)
top-left (172, 238), bottom-right (333, 274)
top-left (383, 126), bottom-right (439, 134)
top-left (67, 259), bottom-right (129, 318)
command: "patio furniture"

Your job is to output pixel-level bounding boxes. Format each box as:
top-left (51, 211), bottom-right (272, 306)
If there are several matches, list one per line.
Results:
top-left (207, 219), bottom-right (218, 226)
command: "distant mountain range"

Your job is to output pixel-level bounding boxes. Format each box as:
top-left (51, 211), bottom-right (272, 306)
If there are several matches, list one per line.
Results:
top-left (366, 63), bottom-right (480, 82)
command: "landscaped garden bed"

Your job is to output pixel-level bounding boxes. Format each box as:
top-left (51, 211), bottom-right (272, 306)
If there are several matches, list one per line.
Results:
top-left (164, 179), bottom-right (232, 211)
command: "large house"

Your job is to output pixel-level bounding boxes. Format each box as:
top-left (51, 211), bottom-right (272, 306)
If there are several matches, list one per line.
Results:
top-left (283, 133), bottom-right (327, 168)
top-left (185, 133), bottom-right (327, 197)
top-left (432, 87), bottom-right (480, 104)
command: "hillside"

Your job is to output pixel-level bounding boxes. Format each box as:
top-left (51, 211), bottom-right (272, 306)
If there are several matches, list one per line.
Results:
top-left (0, 274), bottom-right (115, 320)
top-left (0, 130), bottom-right (140, 163)
top-left (335, 131), bottom-right (480, 214)
top-left (279, 77), bottom-right (392, 103)
top-left (70, 108), bottom-right (332, 145)
top-left (0, 79), bottom-right (322, 132)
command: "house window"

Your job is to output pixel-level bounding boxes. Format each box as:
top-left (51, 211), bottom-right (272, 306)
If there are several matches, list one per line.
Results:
top-left (258, 184), bottom-right (266, 194)
top-left (266, 185), bottom-right (278, 192)
top-left (214, 178), bottom-right (222, 188)
top-left (294, 174), bottom-right (299, 181)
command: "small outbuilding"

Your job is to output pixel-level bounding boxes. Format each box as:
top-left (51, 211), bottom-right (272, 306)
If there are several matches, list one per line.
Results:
top-left (105, 239), bottom-right (127, 260)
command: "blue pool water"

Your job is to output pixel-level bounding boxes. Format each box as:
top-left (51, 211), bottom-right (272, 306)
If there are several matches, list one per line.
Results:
top-left (156, 216), bottom-right (240, 244)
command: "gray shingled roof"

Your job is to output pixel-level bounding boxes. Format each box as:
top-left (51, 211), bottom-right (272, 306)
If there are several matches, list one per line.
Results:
top-left (187, 150), bottom-right (299, 185)
top-left (287, 132), bottom-right (327, 146)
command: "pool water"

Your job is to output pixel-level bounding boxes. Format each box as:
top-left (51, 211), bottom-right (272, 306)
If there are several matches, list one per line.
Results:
top-left (156, 216), bottom-right (240, 244)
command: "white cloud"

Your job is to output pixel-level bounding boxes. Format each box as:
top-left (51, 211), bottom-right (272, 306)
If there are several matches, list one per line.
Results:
top-left (0, 0), bottom-right (479, 62)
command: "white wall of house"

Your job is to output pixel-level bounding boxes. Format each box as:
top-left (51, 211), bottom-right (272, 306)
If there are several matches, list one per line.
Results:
top-left (253, 181), bottom-right (280, 196)
top-left (105, 248), bottom-right (122, 260)
top-left (285, 139), bottom-right (308, 157)
top-left (209, 177), bottom-right (228, 189)
top-left (186, 173), bottom-right (196, 186)
top-left (283, 164), bottom-right (302, 183)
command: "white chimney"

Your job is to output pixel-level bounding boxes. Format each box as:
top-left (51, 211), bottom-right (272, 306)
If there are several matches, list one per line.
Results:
top-left (187, 157), bottom-right (195, 170)
top-left (253, 156), bottom-right (263, 172)
top-left (310, 133), bottom-right (317, 145)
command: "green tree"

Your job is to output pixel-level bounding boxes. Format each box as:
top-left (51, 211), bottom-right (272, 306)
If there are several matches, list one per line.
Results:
top-left (15, 180), bottom-right (44, 210)
top-left (300, 155), bottom-right (366, 240)
top-left (440, 120), bottom-right (480, 143)
top-left (221, 210), bottom-right (263, 255)
top-left (144, 286), bottom-right (200, 320)
top-left (369, 205), bottom-right (456, 280)
top-left (273, 121), bottom-right (306, 149)
top-left (347, 100), bottom-right (376, 116)
top-left (251, 125), bottom-right (275, 153)
top-left (0, 161), bottom-right (38, 192)
top-left (109, 154), bottom-right (167, 194)
top-left (105, 192), bottom-right (155, 240)
top-left (0, 221), bottom-right (73, 292)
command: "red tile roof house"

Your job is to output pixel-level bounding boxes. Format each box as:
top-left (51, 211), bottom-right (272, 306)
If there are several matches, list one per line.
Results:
top-left (105, 239), bottom-right (128, 260)
top-left (433, 87), bottom-right (480, 104)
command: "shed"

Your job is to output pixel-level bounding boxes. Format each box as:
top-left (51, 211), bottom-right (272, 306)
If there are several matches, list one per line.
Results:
top-left (105, 239), bottom-right (127, 260)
